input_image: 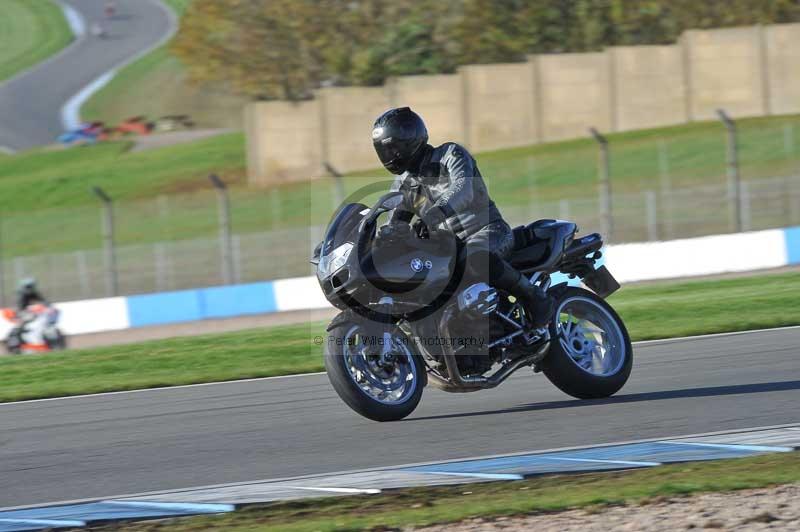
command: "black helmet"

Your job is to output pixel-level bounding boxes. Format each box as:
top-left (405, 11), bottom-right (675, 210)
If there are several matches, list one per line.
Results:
top-left (371, 107), bottom-right (428, 174)
top-left (17, 277), bottom-right (37, 294)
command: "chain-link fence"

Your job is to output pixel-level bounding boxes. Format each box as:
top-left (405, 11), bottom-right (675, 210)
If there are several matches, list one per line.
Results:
top-left (1, 173), bottom-right (799, 304)
top-left (1, 114), bottom-right (798, 304)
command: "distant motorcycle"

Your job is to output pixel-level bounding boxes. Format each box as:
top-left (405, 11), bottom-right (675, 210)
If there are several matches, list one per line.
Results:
top-left (2, 304), bottom-right (67, 354)
top-left (312, 192), bottom-right (632, 421)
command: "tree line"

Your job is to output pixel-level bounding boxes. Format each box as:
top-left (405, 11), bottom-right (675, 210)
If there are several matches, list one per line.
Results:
top-left (172, 0), bottom-right (800, 101)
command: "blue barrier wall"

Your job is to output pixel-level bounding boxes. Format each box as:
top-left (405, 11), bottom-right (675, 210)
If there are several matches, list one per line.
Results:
top-left (784, 226), bottom-right (800, 265)
top-left (126, 282), bottom-right (276, 327)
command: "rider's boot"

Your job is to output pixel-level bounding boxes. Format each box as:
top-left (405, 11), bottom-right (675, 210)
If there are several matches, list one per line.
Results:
top-left (508, 273), bottom-right (555, 329)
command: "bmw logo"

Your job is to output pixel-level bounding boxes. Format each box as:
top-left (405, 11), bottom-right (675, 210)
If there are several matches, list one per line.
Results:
top-left (410, 258), bottom-right (424, 272)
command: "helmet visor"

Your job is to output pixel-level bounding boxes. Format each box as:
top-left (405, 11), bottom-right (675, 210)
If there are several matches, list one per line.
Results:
top-left (373, 140), bottom-right (407, 173)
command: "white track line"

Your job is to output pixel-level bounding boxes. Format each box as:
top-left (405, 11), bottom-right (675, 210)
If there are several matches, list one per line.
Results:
top-left (61, 72), bottom-right (115, 130)
top-left (539, 456), bottom-right (661, 467)
top-left (60, 2), bottom-right (85, 36)
top-left (659, 441), bottom-right (794, 453)
top-left (102, 500), bottom-right (234, 512)
top-left (281, 487), bottom-right (380, 495)
top-left (1, 324), bottom-right (798, 407)
top-left (414, 472), bottom-right (524, 481)
top-left (60, 0), bottom-right (179, 130)
top-left (0, 518), bottom-right (86, 527)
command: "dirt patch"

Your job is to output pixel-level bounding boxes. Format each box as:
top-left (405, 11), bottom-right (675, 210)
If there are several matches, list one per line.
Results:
top-left (418, 484), bottom-right (800, 532)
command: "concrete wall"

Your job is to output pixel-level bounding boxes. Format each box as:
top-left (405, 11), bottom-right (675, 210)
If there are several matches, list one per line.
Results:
top-left (245, 22), bottom-right (800, 185)
top-left (461, 62), bottom-right (538, 151)
top-left (765, 24), bottom-right (800, 116)
top-left (683, 26), bottom-right (768, 120)
top-left (319, 86), bottom-right (391, 174)
top-left (610, 45), bottom-right (688, 131)
top-left (245, 100), bottom-right (323, 186)
top-left (537, 52), bottom-right (613, 142)
top-left (391, 74), bottom-right (466, 146)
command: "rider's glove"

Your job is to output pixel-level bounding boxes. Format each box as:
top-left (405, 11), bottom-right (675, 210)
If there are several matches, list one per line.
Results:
top-left (377, 222), bottom-right (412, 244)
top-left (422, 205), bottom-right (447, 228)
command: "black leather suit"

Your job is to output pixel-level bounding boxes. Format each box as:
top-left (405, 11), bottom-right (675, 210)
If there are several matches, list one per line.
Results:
top-left (387, 143), bottom-right (518, 288)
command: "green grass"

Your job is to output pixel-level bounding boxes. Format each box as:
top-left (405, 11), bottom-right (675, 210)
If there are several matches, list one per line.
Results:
top-left (0, 0), bottom-right (72, 82)
top-left (3, 114), bottom-right (800, 257)
top-left (100, 452), bottom-right (800, 532)
top-left (1, 271), bottom-right (798, 403)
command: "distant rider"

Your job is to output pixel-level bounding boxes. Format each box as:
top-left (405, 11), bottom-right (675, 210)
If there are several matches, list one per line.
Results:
top-left (371, 107), bottom-right (554, 328)
top-left (17, 278), bottom-right (48, 311)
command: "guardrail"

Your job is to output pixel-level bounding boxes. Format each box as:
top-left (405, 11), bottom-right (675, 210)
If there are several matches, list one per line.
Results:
top-left (3, 226), bottom-right (797, 340)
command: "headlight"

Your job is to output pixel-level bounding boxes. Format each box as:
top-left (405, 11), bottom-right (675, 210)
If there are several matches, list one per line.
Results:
top-left (317, 242), bottom-right (353, 280)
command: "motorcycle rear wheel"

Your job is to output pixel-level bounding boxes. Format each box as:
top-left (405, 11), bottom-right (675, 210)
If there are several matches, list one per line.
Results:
top-left (542, 287), bottom-right (632, 399)
top-left (324, 322), bottom-right (425, 422)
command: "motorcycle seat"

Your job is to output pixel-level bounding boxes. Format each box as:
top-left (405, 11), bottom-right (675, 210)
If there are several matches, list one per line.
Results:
top-left (509, 219), bottom-right (577, 272)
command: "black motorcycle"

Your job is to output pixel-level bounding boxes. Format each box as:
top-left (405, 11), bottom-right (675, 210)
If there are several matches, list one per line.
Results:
top-left (312, 192), bottom-right (632, 422)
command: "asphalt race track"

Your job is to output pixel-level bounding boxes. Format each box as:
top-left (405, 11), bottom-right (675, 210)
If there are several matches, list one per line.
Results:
top-left (0, 0), bottom-right (173, 151)
top-left (1, 327), bottom-right (799, 508)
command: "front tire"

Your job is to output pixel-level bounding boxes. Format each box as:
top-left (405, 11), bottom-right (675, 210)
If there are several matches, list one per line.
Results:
top-left (324, 322), bottom-right (425, 422)
top-left (542, 287), bottom-right (632, 399)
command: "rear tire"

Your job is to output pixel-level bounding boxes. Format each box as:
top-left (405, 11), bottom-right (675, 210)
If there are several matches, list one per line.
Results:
top-left (542, 287), bottom-right (632, 399)
top-left (324, 322), bottom-right (425, 422)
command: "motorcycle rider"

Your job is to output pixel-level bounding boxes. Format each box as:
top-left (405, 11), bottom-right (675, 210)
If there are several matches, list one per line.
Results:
top-left (5, 278), bottom-right (48, 350)
top-left (17, 278), bottom-right (48, 311)
top-left (372, 107), bottom-right (554, 328)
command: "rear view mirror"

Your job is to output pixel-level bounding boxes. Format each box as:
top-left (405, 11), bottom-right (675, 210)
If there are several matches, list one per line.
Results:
top-left (380, 192), bottom-right (404, 211)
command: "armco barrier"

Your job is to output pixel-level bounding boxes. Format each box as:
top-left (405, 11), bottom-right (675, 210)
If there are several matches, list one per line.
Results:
top-left (6, 226), bottom-right (796, 339)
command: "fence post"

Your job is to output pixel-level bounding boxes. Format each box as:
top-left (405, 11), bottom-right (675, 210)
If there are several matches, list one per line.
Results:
top-left (645, 190), bottom-right (658, 241)
top-left (590, 127), bottom-right (613, 241)
top-left (741, 181), bottom-right (752, 231)
top-left (74, 251), bottom-right (90, 299)
top-left (232, 234), bottom-right (242, 284)
top-left (716, 109), bottom-right (743, 233)
top-left (658, 139), bottom-right (675, 239)
top-left (324, 162), bottom-right (346, 210)
top-left (92, 186), bottom-right (118, 296)
top-left (209, 174), bottom-right (234, 285)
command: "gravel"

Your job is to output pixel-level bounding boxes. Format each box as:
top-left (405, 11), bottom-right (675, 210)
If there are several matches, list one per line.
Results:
top-left (417, 483), bottom-right (800, 532)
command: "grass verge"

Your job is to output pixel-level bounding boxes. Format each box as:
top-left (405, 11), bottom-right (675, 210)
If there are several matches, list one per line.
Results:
top-left (100, 452), bottom-right (800, 531)
top-left (0, 0), bottom-right (72, 82)
top-left (0, 271), bottom-right (798, 403)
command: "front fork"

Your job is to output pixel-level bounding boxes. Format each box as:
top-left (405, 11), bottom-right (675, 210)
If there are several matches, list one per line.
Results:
top-left (372, 296), bottom-right (397, 365)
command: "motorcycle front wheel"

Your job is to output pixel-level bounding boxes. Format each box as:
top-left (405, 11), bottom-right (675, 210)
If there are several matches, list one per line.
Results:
top-left (324, 322), bottom-right (425, 422)
top-left (542, 287), bottom-right (633, 399)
